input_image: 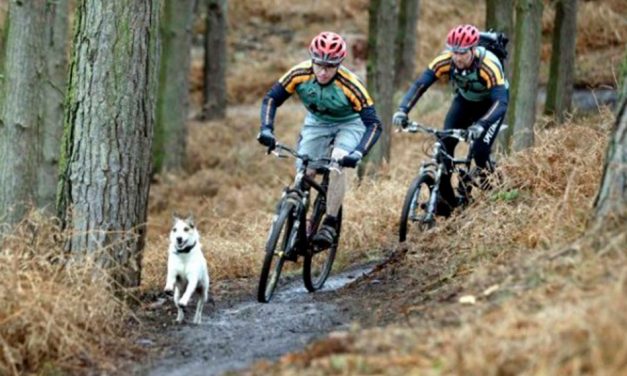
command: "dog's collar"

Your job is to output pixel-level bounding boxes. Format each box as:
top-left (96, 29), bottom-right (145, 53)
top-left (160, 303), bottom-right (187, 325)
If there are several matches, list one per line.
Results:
top-left (176, 242), bottom-right (197, 254)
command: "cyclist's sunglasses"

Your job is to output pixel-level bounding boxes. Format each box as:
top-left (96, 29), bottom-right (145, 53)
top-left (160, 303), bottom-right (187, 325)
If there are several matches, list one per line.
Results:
top-left (311, 59), bottom-right (340, 68)
top-left (446, 45), bottom-right (472, 54)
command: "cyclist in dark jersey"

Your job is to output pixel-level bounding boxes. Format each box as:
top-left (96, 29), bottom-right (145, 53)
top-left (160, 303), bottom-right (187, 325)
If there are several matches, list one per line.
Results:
top-left (393, 24), bottom-right (509, 216)
top-left (257, 31), bottom-right (383, 248)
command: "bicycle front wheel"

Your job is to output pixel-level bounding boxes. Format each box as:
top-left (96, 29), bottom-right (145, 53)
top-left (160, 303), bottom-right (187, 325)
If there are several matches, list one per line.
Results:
top-left (257, 203), bottom-right (296, 303)
top-left (399, 174), bottom-right (435, 242)
top-left (303, 205), bottom-right (341, 292)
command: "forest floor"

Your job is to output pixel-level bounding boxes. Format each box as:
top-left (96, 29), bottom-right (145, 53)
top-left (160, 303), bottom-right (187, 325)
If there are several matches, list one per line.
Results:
top-left (132, 264), bottom-right (377, 376)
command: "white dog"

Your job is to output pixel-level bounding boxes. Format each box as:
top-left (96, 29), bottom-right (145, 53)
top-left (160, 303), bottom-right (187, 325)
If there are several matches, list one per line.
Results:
top-left (164, 216), bottom-right (210, 324)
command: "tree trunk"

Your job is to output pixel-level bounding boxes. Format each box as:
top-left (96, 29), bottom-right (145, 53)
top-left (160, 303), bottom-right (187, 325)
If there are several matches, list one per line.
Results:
top-left (394, 0), bottom-right (419, 88)
top-left (485, 0), bottom-right (514, 77)
top-left (362, 0), bottom-right (398, 174)
top-left (38, 0), bottom-right (69, 212)
top-left (593, 57), bottom-right (627, 227)
top-left (155, 0), bottom-right (197, 173)
top-left (57, 1), bottom-right (161, 287)
top-left (0, 0), bottom-right (47, 225)
top-left (507, 0), bottom-right (543, 152)
top-left (544, 0), bottom-right (577, 123)
top-left (0, 7), bottom-right (7, 74)
top-left (201, 0), bottom-right (227, 120)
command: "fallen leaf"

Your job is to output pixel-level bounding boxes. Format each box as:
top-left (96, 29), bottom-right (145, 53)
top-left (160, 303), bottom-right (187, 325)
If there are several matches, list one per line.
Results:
top-left (482, 284), bottom-right (500, 296)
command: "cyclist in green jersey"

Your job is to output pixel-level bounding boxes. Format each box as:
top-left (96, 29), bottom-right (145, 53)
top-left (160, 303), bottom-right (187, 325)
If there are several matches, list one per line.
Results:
top-left (393, 24), bottom-right (509, 216)
top-left (258, 31), bottom-right (383, 248)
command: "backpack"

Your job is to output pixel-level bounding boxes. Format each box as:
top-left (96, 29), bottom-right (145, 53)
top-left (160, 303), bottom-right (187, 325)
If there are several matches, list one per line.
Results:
top-left (478, 30), bottom-right (509, 67)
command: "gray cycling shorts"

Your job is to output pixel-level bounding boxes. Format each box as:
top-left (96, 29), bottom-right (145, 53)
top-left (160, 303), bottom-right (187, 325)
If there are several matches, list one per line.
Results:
top-left (296, 113), bottom-right (365, 170)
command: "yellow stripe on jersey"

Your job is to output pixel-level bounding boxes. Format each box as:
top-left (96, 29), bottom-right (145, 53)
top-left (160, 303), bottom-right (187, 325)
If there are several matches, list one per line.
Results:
top-left (481, 58), bottom-right (505, 88)
top-left (279, 60), bottom-right (314, 93)
top-left (479, 69), bottom-right (493, 87)
top-left (278, 60), bottom-right (312, 83)
top-left (337, 67), bottom-right (374, 107)
top-left (335, 79), bottom-right (364, 111)
top-left (428, 51), bottom-right (453, 78)
top-left (284, 74), bottom-right (312, 93)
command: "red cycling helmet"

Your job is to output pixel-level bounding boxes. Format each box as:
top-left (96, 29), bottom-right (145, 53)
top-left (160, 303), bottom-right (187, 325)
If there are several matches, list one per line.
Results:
top-left (309, 31), bottom-right (347, 66)
top-left (446, 24), bottom-right (480, 53)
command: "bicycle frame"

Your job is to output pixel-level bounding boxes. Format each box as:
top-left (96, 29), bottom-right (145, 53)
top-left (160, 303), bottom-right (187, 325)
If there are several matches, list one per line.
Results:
top-left (400, 122), bottom-right (477, 222)
top-left (257, 143), bottom-right (341, 301)
top-left (270, 144), bottom-right (336, 257)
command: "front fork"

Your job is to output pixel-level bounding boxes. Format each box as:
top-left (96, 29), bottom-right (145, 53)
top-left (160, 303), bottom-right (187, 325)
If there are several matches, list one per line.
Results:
top-left (414, 164), bottom-right (442, 222)
top-left (267, 186), bottom-right (309, 259)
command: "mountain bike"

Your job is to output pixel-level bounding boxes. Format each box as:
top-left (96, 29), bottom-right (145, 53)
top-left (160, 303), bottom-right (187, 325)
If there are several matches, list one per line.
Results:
top-left (257, 143), bottom-right (342, 303)
top-left (398, 121), bottom-right (500, 242)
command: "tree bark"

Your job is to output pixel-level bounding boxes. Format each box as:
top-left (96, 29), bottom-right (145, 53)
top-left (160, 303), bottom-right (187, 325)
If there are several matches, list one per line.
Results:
top-left (155, 0), bottom-right (197, 172)
top-left (58, 1), bottom-right (161, 287)
top-left (201, 0), bottom-right (227, 120)
top-left (485, 0), bottom-right (514, 77)
top-left (593, 56), bottom-right (626, 227)
top-left (0, 7), bottom-right (6, 74)
top-left (0, 0), bottom-right (47, 225)
top-left (507, 0), bottom-right (543, 152)
top-left (544, 0), bottom-right (577, 123)
top-left (362, 0), bottom-right (398, 174)
top-left (394, 0), bottom-right (419, 88)
top-left (38, 0), bottom-right (69, 212)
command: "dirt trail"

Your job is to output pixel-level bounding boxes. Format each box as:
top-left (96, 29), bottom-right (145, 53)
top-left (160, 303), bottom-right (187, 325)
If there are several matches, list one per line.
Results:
top-left (137, 265), bottom-right (375, 376)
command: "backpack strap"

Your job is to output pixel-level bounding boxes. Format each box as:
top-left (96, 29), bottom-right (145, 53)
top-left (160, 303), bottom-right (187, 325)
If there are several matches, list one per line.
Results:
top-left (478, 46), bottom-right (487, 64)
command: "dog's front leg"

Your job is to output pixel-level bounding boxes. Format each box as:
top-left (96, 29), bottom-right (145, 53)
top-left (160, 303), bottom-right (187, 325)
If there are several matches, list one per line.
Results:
top-left (178, 277), bottom-right (198, 307)
top-left (174, 286), bottom-right (184, 323)
top-left (164, 267), bottom-right (176, 293)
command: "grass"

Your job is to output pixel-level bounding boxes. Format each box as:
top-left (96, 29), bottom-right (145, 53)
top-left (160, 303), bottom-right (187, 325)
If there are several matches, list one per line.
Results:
top-left (0, 212), bottom-right (139, 375)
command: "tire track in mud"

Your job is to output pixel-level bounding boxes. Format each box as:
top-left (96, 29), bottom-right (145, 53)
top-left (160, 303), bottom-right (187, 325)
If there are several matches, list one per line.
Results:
top-left (140, 265), bottom-right (375, 376)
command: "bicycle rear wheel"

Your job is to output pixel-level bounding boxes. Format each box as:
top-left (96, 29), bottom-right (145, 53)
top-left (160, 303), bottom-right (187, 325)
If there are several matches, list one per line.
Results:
top-left (303, 195), bottom-right (340, 292)
top-left (257, 202), bottom-right (296, 303)
top-left (399, 174), bottom-right (435, 242)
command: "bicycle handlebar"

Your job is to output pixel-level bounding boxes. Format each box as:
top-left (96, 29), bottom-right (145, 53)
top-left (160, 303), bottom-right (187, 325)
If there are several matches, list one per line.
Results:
top-left (397, 121), bottom-right (470, 142)
top-left (271, 143), bottom-right (338, 166)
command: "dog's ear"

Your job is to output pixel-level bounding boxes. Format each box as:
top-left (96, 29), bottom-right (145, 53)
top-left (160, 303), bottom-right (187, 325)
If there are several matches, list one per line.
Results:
top-left (185, 213), bottom-right (195, 228)
top-left (172, 212), bottom-right (181, 223)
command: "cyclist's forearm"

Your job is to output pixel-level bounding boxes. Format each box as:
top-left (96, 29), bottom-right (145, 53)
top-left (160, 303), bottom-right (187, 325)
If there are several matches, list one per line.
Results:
top-left (398, 69), bottom-right (437, 114)
top-left (477, 86), bottom-right (508, 127)
top-left (260, 82), bottom-right (291, 131)
top-left (357, 106), bottom-right (382, 154)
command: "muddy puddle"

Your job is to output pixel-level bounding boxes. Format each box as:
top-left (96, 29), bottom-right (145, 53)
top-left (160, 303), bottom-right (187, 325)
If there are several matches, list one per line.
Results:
top-left (138, 264), bottom-right (375, 376)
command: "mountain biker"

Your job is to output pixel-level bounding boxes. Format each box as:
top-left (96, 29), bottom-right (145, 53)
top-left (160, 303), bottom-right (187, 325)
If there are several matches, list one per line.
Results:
top-left (393, 24), bottom-right (509, 217)
top-left (257, 31), bottom-right (383, 248)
